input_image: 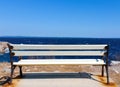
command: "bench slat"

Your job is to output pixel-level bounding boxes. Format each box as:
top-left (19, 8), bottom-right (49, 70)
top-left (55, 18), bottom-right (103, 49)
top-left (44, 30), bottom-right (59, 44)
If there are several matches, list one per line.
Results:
top-left (13, 59), bottom-right (105, 65)
top-left (11, 44), bottom-right (107, 50)
top-left (13, 51), bottom-right (105, 56)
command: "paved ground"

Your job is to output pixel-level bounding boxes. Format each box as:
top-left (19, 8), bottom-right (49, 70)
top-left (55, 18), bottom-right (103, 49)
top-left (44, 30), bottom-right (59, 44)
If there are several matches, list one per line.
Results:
top-left (1, 72), bottom-right (117, 87)
top-left (10, 72), bottom-right (116, 87)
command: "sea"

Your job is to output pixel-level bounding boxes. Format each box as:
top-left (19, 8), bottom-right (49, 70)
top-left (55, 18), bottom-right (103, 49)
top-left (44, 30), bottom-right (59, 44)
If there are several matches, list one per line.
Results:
top-left (0, 37), bottom-right (120, 62)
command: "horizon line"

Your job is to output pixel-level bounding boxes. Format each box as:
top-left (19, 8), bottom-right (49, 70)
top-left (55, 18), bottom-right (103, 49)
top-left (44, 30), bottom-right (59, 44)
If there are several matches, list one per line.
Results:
top-left (0, 36), bottom-right (120, 39)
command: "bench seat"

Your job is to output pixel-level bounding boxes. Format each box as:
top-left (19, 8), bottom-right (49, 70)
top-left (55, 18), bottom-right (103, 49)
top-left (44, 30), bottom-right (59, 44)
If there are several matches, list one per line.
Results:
top-left (13, 59), bottom-right (105, 66)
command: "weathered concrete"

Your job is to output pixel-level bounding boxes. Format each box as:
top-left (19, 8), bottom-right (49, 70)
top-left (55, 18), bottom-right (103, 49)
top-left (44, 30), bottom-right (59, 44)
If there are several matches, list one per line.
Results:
top-left (15, 72), bottom-right (115, 87)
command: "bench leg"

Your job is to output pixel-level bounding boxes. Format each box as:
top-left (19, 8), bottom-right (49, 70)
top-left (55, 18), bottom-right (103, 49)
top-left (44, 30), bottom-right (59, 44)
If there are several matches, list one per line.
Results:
top-left (19, 66), bottom-right (23, 77)
top-left (10, 65), bottom-right (16, 83)
top-left (101, 65), bottom-right (104, 76)
top-left (105, 65), bottom-right (109, 84)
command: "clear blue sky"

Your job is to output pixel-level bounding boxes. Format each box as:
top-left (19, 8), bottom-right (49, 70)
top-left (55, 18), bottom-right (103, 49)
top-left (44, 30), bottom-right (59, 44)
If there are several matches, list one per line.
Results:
top-left (0, 0), bottom-right (120, 38)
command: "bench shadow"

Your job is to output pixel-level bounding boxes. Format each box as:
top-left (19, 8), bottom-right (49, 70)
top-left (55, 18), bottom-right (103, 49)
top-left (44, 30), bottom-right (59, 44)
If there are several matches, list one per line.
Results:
top-left (14, 73), bottom-right (109, 84)
top-left (15, 72), bottom-right (92, 79)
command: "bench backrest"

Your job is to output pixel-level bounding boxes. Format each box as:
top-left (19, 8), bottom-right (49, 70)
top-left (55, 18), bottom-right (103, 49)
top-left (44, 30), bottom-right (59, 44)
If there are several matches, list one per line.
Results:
top-left (8, 44), bottom-right (108, 57)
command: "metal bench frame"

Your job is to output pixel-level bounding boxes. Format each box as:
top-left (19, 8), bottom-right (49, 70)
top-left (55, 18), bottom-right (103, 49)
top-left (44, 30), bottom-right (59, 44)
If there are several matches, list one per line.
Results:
top-left (8, 44), bottom-right (109, 84)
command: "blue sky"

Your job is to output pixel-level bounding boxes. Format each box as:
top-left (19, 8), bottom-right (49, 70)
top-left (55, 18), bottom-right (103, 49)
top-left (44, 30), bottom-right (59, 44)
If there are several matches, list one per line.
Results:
top-left (0, 0), bottom-right (120, 38)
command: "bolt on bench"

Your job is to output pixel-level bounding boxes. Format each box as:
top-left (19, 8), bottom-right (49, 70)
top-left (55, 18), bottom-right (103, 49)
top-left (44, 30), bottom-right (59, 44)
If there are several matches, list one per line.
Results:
top-left (8, 44), bottom-right (109, 84)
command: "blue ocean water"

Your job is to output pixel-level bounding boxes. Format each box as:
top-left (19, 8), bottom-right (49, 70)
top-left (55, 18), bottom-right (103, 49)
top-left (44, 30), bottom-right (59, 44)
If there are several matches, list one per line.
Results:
top-left (0, 37), bottom-right (120, 62)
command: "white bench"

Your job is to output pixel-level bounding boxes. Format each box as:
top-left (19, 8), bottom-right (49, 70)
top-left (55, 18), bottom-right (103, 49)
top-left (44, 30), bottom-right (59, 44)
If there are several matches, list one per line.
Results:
top-left (8, 44), bottom-right (109, 84)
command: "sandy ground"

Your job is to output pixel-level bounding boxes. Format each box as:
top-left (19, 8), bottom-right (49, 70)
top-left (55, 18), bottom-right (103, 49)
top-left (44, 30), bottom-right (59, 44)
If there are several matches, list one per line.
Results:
top-left (0, 62), bottom-right (120, 87)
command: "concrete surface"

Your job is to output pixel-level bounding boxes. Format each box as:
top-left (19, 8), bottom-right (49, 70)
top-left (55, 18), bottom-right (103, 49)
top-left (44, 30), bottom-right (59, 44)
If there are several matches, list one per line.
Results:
top-left (16, 72), bottom-right (108, 87)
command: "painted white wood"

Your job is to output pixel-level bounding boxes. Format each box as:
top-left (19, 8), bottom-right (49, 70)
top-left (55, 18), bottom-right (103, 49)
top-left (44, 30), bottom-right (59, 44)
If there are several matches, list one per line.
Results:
top-left (10, 44), bottom-right (107, 66)
top-left (13, 59), bottom-right (105, 65)
top-left (10, 44), bottom-right (107, 50)
top-left (13, 51), bottom-right (105, 56)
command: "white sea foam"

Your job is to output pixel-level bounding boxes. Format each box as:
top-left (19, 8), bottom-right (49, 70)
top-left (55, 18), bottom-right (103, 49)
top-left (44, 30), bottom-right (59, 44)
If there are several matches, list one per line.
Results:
top-left (111, 60), bottom-right (120, 65)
